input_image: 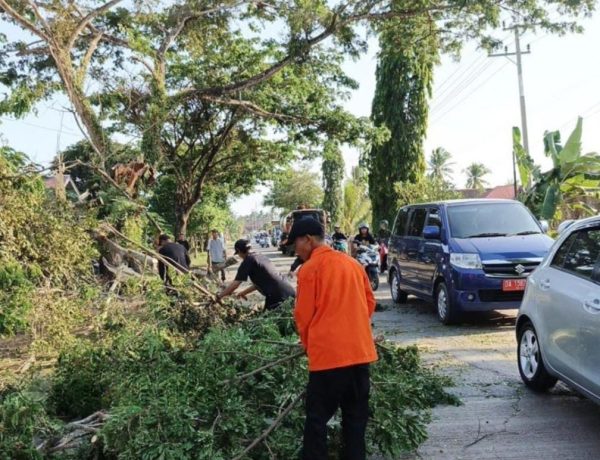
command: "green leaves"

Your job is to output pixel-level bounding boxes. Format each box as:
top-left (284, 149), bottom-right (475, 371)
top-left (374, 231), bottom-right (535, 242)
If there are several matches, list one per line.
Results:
top-left (519, 117), bottom-right (600, 222)
top-left (513, 127), bottom-right (533, 190)
top-left (264, 165), bottom-right (324, 212)
top-left (366, 15), bottom-right (438, 225)
top-left (541, 183), bottom-right (561, 220)
top-left (321, 140), bottom-right (345, 226)
top-left (559, 117), bottom-right (583, 164)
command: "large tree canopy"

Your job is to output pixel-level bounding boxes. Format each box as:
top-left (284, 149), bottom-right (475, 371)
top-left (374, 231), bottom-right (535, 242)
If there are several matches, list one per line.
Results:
top-left (264, 166), bottom-right (324, 214)
top-left (0, 0), bottom-right (595, 232)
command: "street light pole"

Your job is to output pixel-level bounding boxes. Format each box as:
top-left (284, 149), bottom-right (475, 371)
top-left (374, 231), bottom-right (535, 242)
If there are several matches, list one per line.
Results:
top-left (514, 27), bottom-right (530, 155)
top-left (489, 24), bottom-right (531, 198)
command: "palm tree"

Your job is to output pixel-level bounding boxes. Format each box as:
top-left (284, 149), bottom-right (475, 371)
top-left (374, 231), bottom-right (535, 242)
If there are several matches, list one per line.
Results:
top-left (464, 162), bottom-right (491, 190)
top-left (428, 147), bottom-right (454, 183)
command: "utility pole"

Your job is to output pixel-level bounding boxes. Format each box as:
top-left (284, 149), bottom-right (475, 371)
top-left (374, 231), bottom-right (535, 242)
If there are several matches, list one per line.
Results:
top-left (489, 23), bottom-right (531, 198)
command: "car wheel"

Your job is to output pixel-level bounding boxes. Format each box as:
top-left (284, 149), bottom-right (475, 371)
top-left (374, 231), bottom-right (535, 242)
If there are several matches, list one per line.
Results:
top-left (517, 322), bottom-right (557, 392)
top-left (390, 270), bottom-right (408, 304)
top-left (435, 282), bottom-right (459, 325)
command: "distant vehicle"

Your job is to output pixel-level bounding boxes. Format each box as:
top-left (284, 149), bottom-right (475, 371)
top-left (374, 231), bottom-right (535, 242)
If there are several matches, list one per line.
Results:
top-left (388, 199), bottom-right (553, 324)
top-left (355, 244), bottom-right (381, 291)
top-left (516, 215), bottom-right (600, 404)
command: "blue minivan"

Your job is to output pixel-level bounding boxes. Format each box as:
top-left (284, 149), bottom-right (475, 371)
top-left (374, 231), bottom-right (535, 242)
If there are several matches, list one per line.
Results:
top-left (388, 199), bottom-right (554, 324)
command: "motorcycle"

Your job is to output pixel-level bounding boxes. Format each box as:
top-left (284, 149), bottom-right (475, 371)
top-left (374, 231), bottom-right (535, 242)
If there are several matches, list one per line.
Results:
top-left (355, 244), bottom-right (380, 291)
top-left (332, 238), bottom-right (348, 253)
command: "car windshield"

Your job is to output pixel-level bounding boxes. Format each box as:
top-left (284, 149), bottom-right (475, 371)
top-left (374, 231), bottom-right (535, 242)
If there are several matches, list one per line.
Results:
top-left (447, 202), bottom-right (541, 239)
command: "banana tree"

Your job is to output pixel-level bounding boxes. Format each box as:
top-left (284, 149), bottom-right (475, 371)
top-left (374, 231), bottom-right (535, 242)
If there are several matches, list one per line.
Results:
top-left (514, 117), bottom-right (600, 221)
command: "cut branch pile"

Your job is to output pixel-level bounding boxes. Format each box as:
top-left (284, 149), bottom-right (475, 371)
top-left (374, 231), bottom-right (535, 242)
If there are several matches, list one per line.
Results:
top-left (36, 411), bottom-right (109, 454)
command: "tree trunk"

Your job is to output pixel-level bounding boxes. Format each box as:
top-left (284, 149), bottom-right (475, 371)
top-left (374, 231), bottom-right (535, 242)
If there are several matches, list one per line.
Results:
top-left (175, 207), bottom-right (191, 238)
top-left (52, 49), bottom-right (111, 168)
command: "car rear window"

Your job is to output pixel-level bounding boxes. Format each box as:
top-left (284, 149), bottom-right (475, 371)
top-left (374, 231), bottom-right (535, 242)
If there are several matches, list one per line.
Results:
top-left (447, 202), bottom-right (541, 238)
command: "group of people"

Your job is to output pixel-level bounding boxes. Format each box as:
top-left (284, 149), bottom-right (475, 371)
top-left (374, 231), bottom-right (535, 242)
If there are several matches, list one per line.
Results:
top-left (215, 218), bottom-right (379, 460)
top-left (156, 217), bottom-right (382, 459)
top-left (156, 229), bottom-right (228, 284)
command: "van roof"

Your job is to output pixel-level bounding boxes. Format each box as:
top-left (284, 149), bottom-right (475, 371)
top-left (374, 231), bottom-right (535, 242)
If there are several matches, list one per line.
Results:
top-left (402, 198), bottom-right (518, 208)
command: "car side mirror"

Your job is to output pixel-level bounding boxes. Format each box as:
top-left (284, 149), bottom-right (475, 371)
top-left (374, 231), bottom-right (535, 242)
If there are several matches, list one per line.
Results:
top-left (423, 225), bottom-right (441, 240)
top-left (539, 220), bottom-right (550, 233)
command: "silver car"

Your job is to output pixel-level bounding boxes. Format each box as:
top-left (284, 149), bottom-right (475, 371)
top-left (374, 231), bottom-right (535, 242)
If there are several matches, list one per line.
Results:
top-left (516, 216), bottom-right (600, 403)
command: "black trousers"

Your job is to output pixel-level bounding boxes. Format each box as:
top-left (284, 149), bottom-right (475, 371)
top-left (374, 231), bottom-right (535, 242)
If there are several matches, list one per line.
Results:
top-left (302, 364), bottom-right (370, 460)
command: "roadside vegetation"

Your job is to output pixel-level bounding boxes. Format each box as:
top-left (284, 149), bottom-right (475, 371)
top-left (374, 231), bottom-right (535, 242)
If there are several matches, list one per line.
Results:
top-left (0, 149), bottom-right (459, 458)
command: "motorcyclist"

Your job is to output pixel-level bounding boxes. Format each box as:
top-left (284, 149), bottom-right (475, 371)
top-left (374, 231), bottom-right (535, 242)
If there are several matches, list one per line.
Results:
top-left (332, 225), bottom-right (347, 241)
top-left (331, 225), bottom-right (348, 253)
top-left (352, 223), bottom-right (376, 256)
top-left (377, 220), bottom-right (391, 240)
top-left (377, 220), bottom-right (391, 273)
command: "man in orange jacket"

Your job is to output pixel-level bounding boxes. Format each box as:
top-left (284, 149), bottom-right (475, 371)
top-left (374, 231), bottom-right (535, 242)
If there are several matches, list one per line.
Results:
top-left (288, 217), bottom-right (378, 460)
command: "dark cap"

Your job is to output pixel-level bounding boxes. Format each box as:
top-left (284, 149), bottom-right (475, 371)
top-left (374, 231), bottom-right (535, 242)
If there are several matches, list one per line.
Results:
top-left (287, 217), bottom-right (324, 245)
top-left (234, 239), bottom-right (252, 255)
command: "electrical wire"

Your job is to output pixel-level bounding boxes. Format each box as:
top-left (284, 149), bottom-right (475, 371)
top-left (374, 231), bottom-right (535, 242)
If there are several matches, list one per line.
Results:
top-left (431, 59), bottom-right (495, 114)
top-left (430, 61), bottom-right (511, 126)
top-left (0, 116), bottom-right (82, 137)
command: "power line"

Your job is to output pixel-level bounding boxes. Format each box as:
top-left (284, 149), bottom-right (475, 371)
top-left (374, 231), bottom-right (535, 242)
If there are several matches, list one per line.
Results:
top-left (432, 54), bottom-right (488, 103)
top-left (431, 60), bottom-right (495, 114)
top-left (432, 33), bottom-right (513, 102)
top-left (430, 61), bottom-right (510, 125)
top-left (0, 116), bottom-right (82, 137)
top-left (433, 53), bottom-right (487, 96)
top-left (558, 100), bottom-right (600, 131)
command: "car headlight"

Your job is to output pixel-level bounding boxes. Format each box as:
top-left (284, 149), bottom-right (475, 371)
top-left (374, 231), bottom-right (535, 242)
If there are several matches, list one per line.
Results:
top-left (450, 253), bottom-right (482, 269)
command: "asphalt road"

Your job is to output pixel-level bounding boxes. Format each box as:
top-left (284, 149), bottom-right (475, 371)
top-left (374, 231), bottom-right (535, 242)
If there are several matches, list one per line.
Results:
top-left (249, 245), bottom-right (600, 460)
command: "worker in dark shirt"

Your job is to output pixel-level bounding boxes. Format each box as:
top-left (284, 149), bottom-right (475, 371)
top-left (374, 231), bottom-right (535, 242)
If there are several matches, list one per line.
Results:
top-left (217, 239), bottom-right (295, 310)
top-left (176, 232), bottom-right (190, 251)
top-left (157, 234), bottom-right (190, 284)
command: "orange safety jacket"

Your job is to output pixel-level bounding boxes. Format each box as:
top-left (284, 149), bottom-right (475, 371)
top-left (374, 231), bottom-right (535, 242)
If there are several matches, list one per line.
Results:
top-left (294, 245), bottom-right (378, 372)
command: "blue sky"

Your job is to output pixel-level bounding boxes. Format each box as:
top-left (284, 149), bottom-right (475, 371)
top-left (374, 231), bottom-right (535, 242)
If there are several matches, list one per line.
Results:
top-left (2, 14), bottom-right (600, 216)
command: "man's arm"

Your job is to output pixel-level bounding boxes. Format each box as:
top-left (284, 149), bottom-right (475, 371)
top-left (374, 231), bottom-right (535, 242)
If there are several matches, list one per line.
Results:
top-left (218, 280), bottom-right (242, 299)
top-left (289, 257), bottom-right (303, 273)
top-left (236, 285), bottom-right (258, 299)
top-left (362, 269), bottom-right (376, 317)
top-left (294, 270), bottom-right (317, 350)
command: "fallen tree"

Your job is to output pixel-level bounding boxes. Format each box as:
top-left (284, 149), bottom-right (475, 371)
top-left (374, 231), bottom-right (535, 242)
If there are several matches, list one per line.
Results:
top-left (2, 295), bottom-right (459, 459)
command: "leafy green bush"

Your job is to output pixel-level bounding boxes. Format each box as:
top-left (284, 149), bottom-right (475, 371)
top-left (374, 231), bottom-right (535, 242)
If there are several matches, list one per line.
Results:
top-left (40, 304), bottom-right (458, 459)
top-left (0, 261), bottom-right (35, 334)
top-left (0, 387), bottom-right (57, 460)
top-left (0, 148), bottom-right (98, 335)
